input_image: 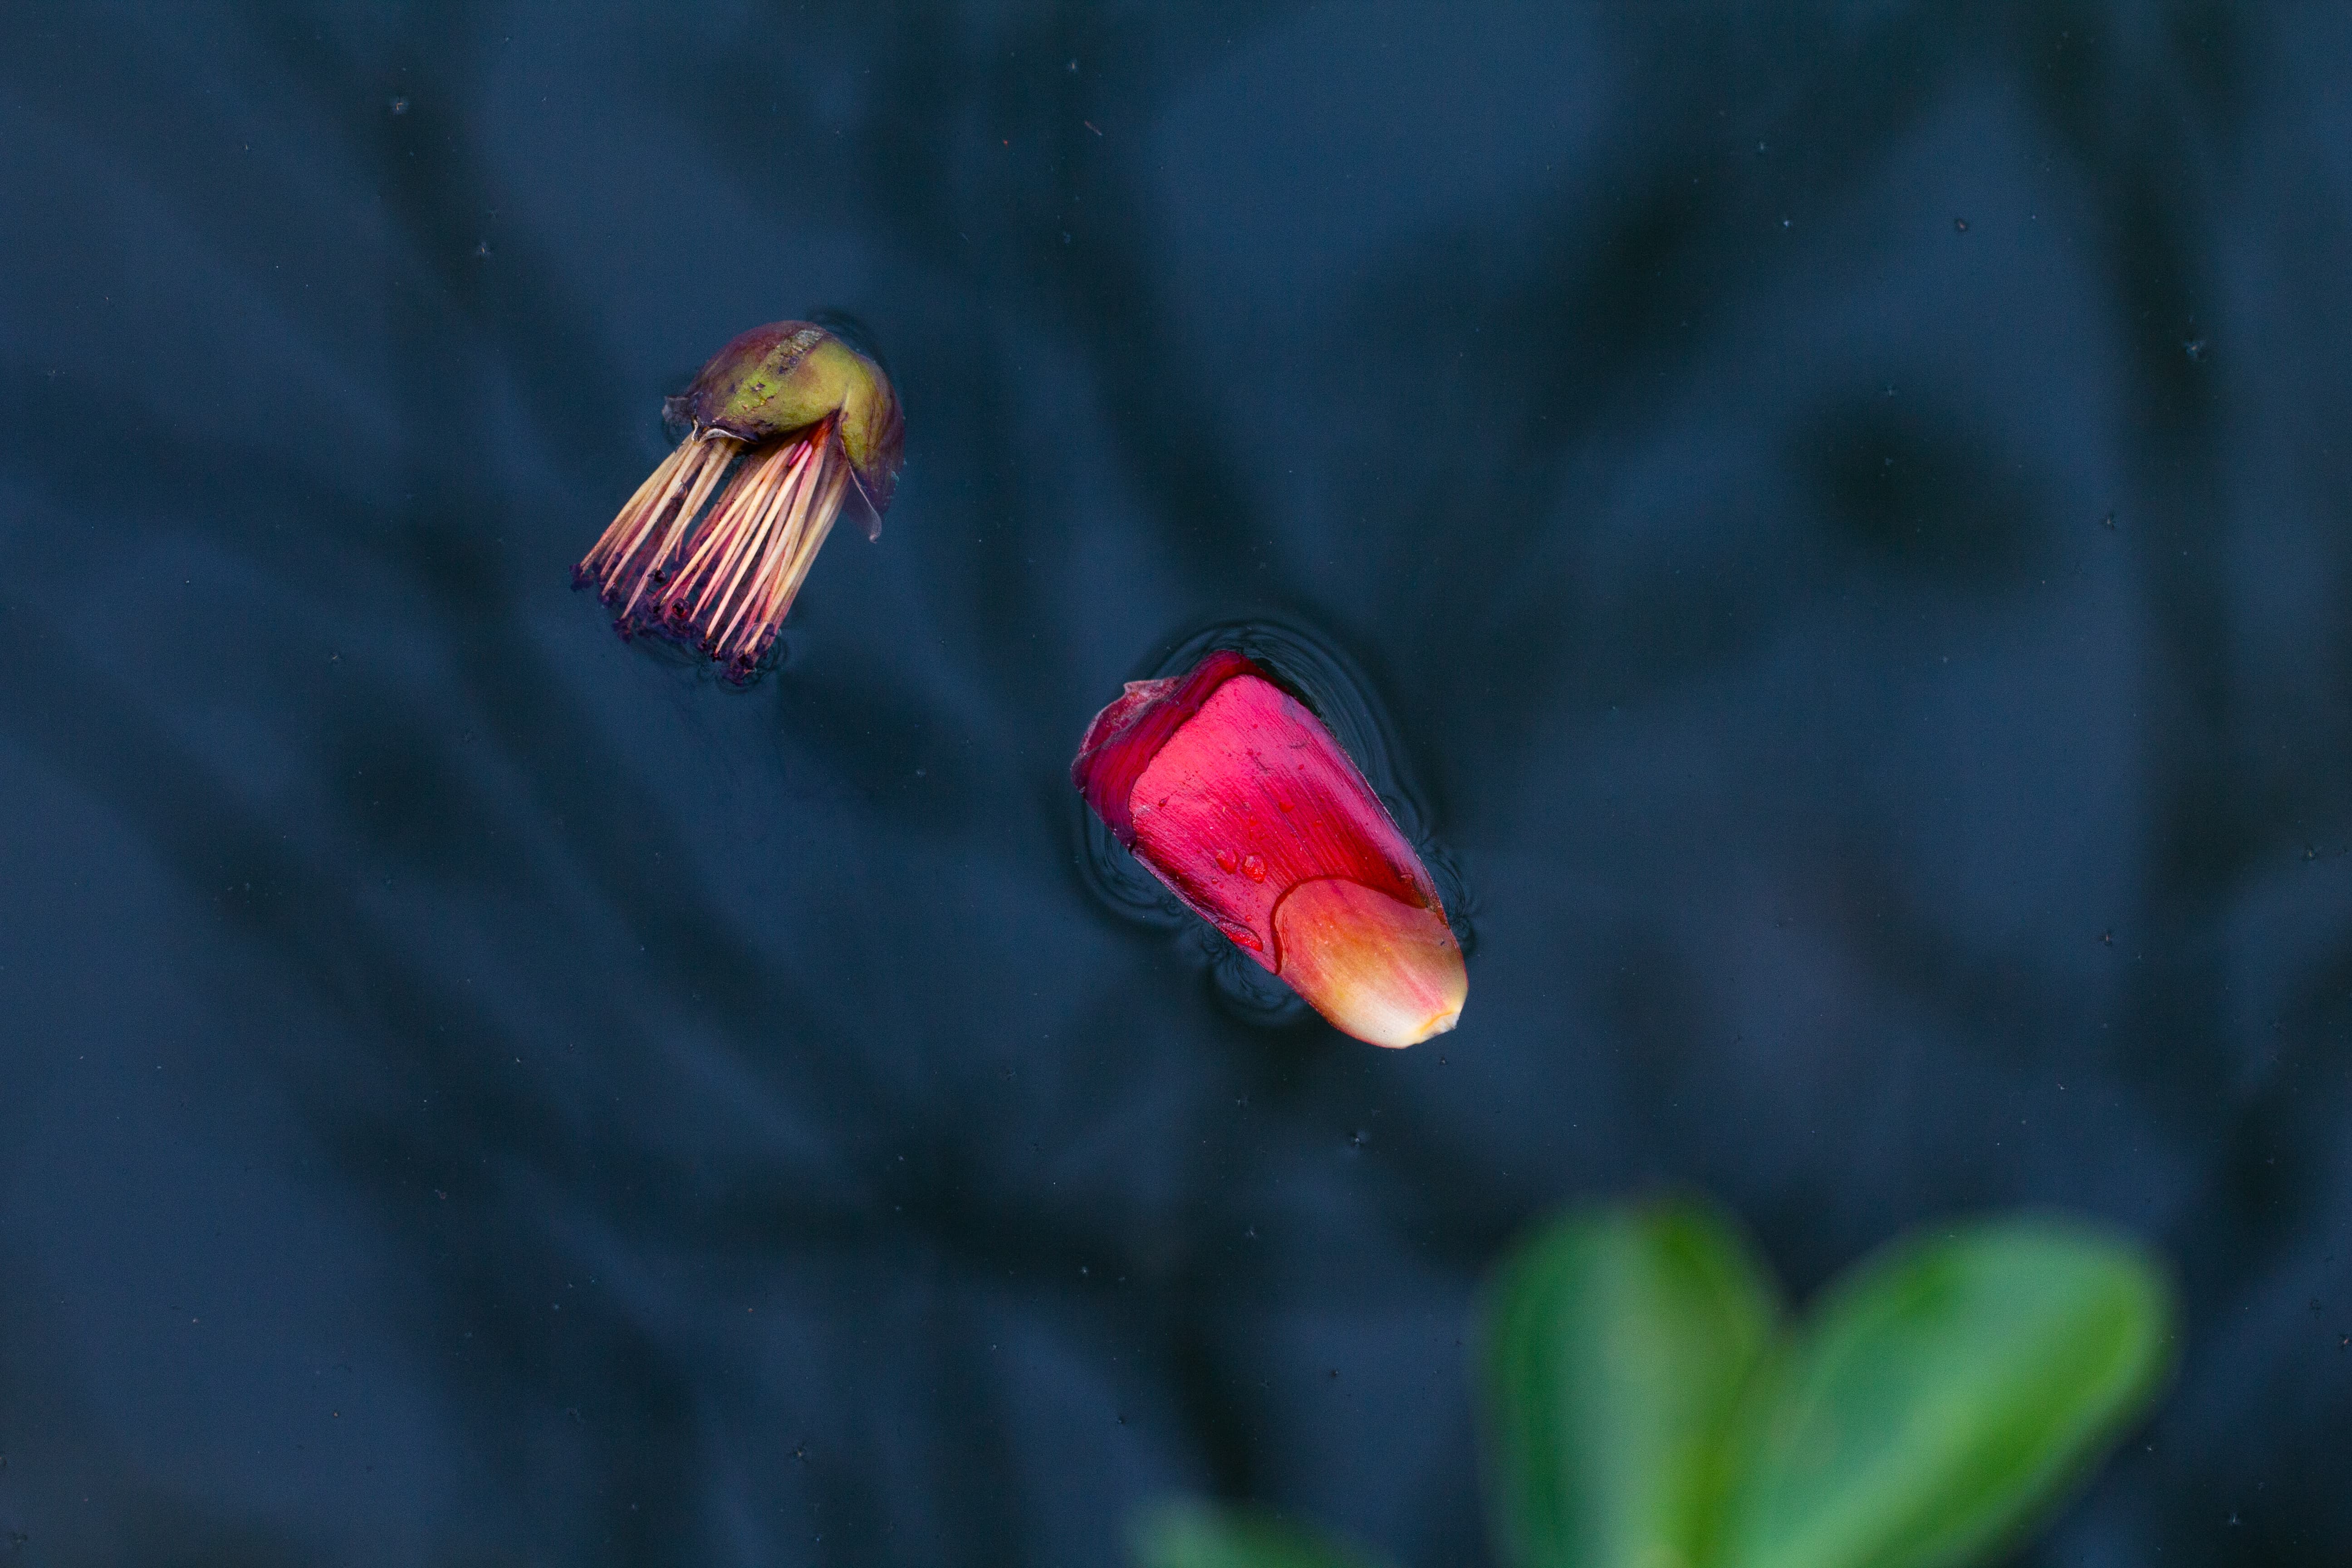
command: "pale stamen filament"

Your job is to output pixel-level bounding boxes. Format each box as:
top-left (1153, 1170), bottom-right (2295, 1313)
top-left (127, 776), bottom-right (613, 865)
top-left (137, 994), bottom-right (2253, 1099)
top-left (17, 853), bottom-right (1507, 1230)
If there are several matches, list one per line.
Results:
top-left (614, 433), bottom-right (740, 621)
top-left (689, 438), bottom-right (807, 628)
top-left (755, 458), bottom-right (852, 646)
top-left (662, 437), bottom-right (794, 620)
top-left (706, 442), bottom-right (823, 653)
top-left (584, 439), bottom-right (696, 593)
top-left (579, 419), bottom-right (856, 680)
top-left (715, 453), bottom-right (823, 660)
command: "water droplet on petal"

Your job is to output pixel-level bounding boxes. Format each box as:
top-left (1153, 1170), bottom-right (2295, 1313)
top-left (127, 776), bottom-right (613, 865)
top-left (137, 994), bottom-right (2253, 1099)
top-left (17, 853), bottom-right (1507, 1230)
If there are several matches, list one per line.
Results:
top-left (1213, 847), bottom-right (1239, 873)
top-left (1228, 927), bottom-right (1263, 952)
top-left (1242, 854), bottom-right (1267, 882)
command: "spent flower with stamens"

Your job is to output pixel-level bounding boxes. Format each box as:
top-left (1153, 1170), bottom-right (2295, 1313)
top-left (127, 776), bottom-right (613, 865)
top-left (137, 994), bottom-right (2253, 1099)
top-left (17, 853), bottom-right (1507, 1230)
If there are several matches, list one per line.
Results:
top-left (577, 321), bottom-right (904, 682)
top-left (1073, 650), bottom-right (1467, 1048)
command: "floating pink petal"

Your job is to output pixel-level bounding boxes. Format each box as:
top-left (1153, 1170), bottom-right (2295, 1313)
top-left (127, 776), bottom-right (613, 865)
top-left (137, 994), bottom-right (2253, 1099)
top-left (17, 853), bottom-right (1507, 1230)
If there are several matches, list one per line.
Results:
top-left (1074, 651), bottom-right (1466, 1048)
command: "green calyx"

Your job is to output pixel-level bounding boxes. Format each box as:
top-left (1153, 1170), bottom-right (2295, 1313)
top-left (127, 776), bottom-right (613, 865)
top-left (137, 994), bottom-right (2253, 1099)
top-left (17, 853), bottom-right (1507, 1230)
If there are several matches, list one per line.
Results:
top-left (666, 321), bottom-right (906, 513)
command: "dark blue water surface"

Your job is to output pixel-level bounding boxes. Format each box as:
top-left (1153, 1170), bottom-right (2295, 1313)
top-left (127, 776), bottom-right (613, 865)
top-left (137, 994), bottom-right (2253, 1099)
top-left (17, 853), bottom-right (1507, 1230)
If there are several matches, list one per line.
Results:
top-left (4, 4), bottom-right (2348, 1563)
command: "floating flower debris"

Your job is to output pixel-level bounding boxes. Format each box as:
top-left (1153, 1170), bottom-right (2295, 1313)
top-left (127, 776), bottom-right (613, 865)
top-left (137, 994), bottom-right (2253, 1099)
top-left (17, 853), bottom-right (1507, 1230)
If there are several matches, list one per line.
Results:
top-left (577, 320), bottom-right (904, 683)
top-left (1073, 650), bottom-right (1467, 1047)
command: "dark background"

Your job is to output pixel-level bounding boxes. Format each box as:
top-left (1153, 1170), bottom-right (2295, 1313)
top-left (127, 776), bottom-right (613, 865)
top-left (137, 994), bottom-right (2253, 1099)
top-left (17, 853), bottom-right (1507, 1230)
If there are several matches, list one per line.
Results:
top-left (2, 1), bottom-right (2347, 1562)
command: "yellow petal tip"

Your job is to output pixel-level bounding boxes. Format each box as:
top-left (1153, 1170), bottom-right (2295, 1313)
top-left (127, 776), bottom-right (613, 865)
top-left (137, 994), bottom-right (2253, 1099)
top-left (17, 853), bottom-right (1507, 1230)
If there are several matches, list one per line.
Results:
top-left (1272, 877), bottom-right (1468, 1049)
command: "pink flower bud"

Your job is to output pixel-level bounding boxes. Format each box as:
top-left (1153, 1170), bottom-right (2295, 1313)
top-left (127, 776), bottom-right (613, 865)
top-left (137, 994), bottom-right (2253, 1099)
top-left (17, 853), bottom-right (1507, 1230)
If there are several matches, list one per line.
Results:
top-left (1074, 651), bottom-right (1467, 1047)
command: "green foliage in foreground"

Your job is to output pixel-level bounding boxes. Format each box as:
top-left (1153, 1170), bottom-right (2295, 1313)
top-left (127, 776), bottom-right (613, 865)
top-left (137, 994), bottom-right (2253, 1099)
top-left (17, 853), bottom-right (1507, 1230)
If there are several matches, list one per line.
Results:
top-left (1138, 1201), bottom-right (2173, 1568)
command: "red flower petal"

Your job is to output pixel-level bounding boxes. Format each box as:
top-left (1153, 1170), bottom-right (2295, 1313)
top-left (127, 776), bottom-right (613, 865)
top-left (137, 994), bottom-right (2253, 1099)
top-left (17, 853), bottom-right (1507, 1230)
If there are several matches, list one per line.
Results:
top-left (1073, 651), bottom-right (1466, 1046)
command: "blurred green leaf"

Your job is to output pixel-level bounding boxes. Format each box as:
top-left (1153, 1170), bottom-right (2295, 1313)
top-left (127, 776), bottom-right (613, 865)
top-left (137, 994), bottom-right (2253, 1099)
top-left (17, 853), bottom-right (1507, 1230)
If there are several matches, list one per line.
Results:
top-left (1717, 1220), bottom-right (2174, 1568)
top-left (1132, 1500), bottom-right (1389, 1568)
top-left (1480, 1199), bottom-right (1782, 1568)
